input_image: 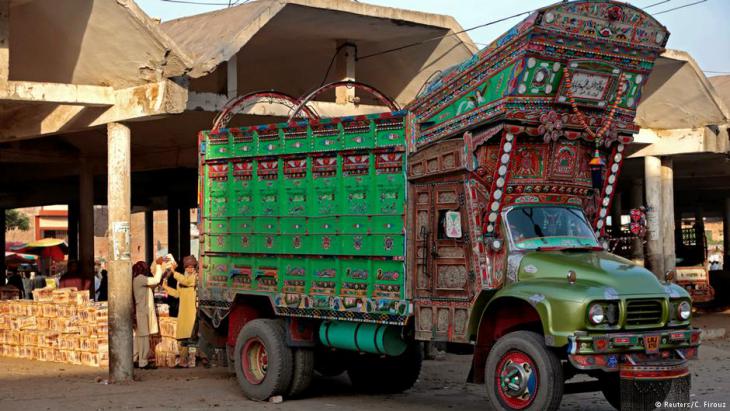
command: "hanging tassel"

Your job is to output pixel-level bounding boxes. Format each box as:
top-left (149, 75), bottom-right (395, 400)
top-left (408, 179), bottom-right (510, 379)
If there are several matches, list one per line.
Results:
top-left (589, 149), bottom-right (606, 189)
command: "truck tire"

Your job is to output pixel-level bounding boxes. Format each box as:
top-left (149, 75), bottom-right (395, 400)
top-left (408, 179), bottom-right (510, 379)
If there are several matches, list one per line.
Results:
top-left (288, 348), bottom-right (314, 398)
top-left (485, 331), bottom-right (563, 411)
top-left (347, 343), bottom-right (422, 394)
top-left (234, 319), bottom-right (293, 401)
top-left (598, 373), bottom-right (621, 410)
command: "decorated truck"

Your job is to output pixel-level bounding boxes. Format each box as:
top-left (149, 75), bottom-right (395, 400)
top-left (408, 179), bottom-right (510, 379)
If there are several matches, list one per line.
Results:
top-left (196, 1), bottom-right (699, 410)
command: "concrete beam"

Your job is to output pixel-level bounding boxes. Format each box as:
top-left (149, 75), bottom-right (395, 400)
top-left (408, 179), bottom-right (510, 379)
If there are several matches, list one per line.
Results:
top-left (335, 42), bottom-right (357, 105)
top-left (227, 57), bottom-right (237, 100)
top-left (629, 127), bottom-right (728, 158)
top-left (186, 91), bottom-right (389, 118)
top-left (0, 81), bottom-right (115, 106)
top-left (0, 79), bottom-right (188, 141)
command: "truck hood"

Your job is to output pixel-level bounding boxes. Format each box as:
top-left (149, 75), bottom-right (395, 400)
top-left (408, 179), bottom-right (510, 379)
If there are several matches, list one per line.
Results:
top-left (518, 250), bottom-right (666, 296)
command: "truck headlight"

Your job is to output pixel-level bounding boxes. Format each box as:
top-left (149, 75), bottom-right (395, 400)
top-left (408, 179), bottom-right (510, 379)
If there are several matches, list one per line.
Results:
top-left (588, 303), bottom-right (605, 324)
top-left (677, 301), bottom-right (691, 321)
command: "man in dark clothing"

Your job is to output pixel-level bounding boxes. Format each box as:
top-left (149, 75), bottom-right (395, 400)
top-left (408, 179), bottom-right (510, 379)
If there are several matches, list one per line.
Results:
top-left (97, 269), bottom-right (108, 301)
top-left (31, 271), bottom-right (47, 292)
top-left (59, 260), bottom-right (92, 293)
top-left (6, 270), bottom-right (25, 297)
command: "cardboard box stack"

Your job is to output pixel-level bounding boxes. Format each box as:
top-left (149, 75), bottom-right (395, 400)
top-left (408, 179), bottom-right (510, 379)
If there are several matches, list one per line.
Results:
top-left (0, 288), bottom-right (109, 367)
top-left (154, 308), bottom-right (179, 368)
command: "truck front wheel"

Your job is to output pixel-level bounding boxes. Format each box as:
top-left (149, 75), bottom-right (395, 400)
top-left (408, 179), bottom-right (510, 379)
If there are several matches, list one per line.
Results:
top-left (234, 319), bottom-right (293, 401)
top-left (485, 331), bottom-right (563, 411)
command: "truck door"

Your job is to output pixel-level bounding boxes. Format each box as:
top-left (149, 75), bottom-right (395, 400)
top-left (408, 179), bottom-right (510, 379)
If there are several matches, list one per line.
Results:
top-left (413, 182), bottom-right (473, 300)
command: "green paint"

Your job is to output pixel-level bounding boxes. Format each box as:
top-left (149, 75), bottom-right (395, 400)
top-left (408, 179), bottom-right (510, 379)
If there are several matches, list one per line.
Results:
top-left (425, 63), bottom-right (515, 125)
top-left (200, 113), bottom-right (408, 319)
top-left (319, 321), bottom-right (407, 356)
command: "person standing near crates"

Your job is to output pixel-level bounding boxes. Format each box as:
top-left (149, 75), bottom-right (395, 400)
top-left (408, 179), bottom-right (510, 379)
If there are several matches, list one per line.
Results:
top-left (162, 255), bottom-right (199, 367)
top-left (133, 259), bottom-right (165, 369)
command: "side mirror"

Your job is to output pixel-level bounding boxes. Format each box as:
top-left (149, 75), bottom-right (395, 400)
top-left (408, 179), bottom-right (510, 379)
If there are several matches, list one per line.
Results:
top-left (444, 211), bottom-right (462, 239)
top-left (664, 270), bottom-right (675, 283)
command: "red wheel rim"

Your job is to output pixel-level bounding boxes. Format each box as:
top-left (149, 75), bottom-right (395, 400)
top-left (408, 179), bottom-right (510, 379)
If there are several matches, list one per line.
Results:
top-left (242, 337), bottom-right (268, 385)
top-left (495, 350), bottom-right (539, 410)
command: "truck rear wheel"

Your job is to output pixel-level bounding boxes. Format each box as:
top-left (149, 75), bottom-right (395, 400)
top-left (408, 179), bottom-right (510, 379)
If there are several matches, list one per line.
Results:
top-left (485, 331), bottom-right (563, 411)
top-left (234, 319), bottom-right (293, 401)
top-left (288, 348), bottom-right (314, 398)
top-left (347, 343), bottom-right (422, 394)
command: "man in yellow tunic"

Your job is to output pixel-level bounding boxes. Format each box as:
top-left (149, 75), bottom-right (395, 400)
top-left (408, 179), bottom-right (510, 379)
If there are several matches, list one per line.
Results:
top-left (133, 259), bottom-right (165, 369)
top-left (163, 255), bottom-right (198, 367)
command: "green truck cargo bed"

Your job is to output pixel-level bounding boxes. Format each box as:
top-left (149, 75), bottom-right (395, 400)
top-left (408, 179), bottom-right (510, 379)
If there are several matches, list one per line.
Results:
top-left (199, 111), bottom-right (410, 324)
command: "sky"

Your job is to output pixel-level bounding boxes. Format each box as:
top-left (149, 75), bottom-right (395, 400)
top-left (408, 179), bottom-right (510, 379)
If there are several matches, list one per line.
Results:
top-left (138, 0), bottom-right (730, 76)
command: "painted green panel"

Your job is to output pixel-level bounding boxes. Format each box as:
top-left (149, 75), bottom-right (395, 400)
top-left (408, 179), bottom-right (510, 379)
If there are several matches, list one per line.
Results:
top-left (200, 112), bottom-right (409, 323)
top-left (342, 119), bottom-right (374, 149)
top-left (231, 129), bottom-right (255, 157)
top-left (204, 130), bottom-right (232, 160)
top-left (425, 63), bottom-right (516, 125)
top-left (256, 129), bottom-right (283, 156)
top-left (312, 124), bottom-right (342, 152)
top-left (514, 58), bottom-right (564, 96)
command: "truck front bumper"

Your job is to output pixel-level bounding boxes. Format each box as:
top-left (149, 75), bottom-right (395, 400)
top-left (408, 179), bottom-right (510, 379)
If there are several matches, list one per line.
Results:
top-left (567, 328), bottom-right (701, 371)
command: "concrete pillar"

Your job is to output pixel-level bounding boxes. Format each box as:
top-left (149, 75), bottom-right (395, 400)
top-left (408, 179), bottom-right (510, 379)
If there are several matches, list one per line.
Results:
top-left (144, 210), bottom-right (154, 264)
top-left (694, 207), bottom-right (705, 262)
top-left (67, 203), bottom-right (79, 260)
top-left (179, 207), bottom-right (191, 258)
top-left (645, 156), bottom-right (663, 277)
top-left (0, 1), bottom-right (9, 85)
top-left (167, 206), bottom-right (180, 261)
top-left (611, 192), bottom-right (622, 237)
top-left (661, 158), bottom-right (676, 273)
top-left (630, 179), bottom-right (645, 264)
top-left (79, 160), bottom-right (95, 280)
top-left (227, 57), bottom-right (238, 99)
top-left (335, 42), bottom-right (356, 104)
top-left (106, 123), bottom-right (133, 381)
top-left (724, 198), bottom-right (730, 268)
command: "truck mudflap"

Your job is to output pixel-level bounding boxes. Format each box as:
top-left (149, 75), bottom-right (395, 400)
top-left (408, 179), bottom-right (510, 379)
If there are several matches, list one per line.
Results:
top-left (566, 328), bottom-right (700, 371)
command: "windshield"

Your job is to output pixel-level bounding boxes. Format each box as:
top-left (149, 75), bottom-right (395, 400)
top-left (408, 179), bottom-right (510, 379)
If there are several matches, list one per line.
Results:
top-left (504, 206), bottom-right (599, 250)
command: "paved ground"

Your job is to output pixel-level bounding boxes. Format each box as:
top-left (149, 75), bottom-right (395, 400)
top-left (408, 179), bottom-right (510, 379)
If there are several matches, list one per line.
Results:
top-left (1, 310), bottom-right (729, 411)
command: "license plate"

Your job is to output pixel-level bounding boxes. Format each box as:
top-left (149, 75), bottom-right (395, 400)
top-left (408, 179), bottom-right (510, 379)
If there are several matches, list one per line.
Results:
top-left (644, 335), bottom-right (660, 353)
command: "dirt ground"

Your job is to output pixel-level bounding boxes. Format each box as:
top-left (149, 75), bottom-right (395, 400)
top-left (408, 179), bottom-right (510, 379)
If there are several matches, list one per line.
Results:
top-left (1, 311), bottom-right (729, 411)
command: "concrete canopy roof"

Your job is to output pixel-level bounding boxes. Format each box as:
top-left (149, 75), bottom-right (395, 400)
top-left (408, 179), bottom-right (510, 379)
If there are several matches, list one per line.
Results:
top-left (709, 75), bottom-right (730, 111)
top-left (161, 0), bottom-right (477, 105)
top-left (635, 49), bottom-right (729, 130)
top-left (8, 0), bottom-right (192, 88)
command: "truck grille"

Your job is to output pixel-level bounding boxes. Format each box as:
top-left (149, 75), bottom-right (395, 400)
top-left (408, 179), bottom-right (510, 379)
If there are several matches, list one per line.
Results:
top-left (625, 299), bottom-right (663, 327)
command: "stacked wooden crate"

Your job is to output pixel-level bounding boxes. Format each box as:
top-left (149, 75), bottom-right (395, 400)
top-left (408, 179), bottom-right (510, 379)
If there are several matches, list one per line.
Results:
top-left (0, 288), bottom-right (109, 367)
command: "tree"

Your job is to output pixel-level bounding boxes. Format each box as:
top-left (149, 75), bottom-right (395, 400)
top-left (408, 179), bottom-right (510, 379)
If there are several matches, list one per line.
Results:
top-left (5, 209), bottom-right (30, 232)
